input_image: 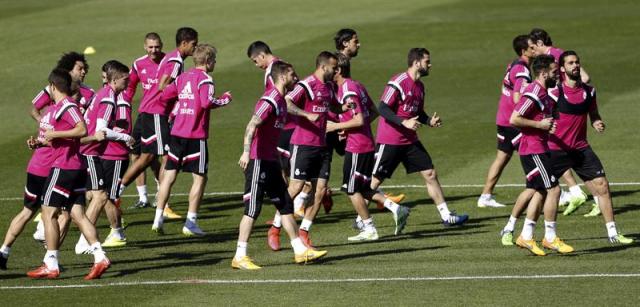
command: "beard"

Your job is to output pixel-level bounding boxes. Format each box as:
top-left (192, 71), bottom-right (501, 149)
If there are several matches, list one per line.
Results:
top-left (566, 69), bottom-right (581, 81)
top-left (545, 77), bottom-right (557, 89)
top-left (418, 68), bottom-right (430, 77)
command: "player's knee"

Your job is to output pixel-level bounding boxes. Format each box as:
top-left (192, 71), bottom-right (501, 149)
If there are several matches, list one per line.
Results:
top-left (591, 177), bottom-right (609, 196)
top-left (422, 169), bottom-right (437, 182)
top-left (243, 207), bottom-right (261, 220)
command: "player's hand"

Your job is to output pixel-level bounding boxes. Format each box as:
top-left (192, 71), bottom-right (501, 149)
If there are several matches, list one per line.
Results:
top-left (44, 129), bottom-right (55, 141)
top-left (306, 113), bottom-right (319, 122)
top-left (538, 118), bottom-right (554, 131)
top-left (125, 135), bottom-right (135, 147)
top-left (95, 130), bottom-right (106, 141)
top-left (26, 136), bottom-right (37, 150)
top-left (218, 91), bottom-right (232, 105)
top-left (429, 112), bottom-right (442, 127)
top-left (342, 100), bottom-right (356, 112)
top-left (592, 120), bottom-right (605, 133)
top-left (326, 121), bottom-right (338, 133)
top-left (238, 152), bottom-right (250, 171)
top-left (549, 120), bottom-right (557, 134)
top-left (402, 116), bottom-right (421, 131)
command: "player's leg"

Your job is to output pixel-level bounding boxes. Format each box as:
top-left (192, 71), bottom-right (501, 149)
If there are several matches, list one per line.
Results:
top-left (69, 203), bottom-right (110, 279)
top-left (500, 189), bottom-right (536, 245)
top-left (479, 126), bottom-right (520, 208)
top-left (130, 115), bottom-right (151, 208)
top-left (151, 169), bottom-right (177, 233)
top-left (515, 189), bottom-right (546, 256)
top-left (182, 173), bottom-right (207, 236)
top-left (298, 178), bottom-right (325, 247)
top-left (102, 159), bottom-right (128, 247)
top-left (561, 169), bottom-right (587, 215)
top-left (234, 159), bottom-right (264, 269)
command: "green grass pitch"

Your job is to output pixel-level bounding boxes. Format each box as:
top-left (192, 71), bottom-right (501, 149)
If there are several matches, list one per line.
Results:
top-left (1, 0), bottom-right (640, 305)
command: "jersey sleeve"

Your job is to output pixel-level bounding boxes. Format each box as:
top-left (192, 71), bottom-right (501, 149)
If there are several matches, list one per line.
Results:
top-left (511, 65), bottom-right (531, 94)
top-left (166, 60), bottom-right (182, 80)
top-left (285, 83), bottom-right (306, 107)
top-left (32, 87), bottom-right (52, 110)
top-left (122, 65), bottom-right (140, 102)
top-left (97, 99), bottom-right (116, 123)
top-left (380, 84), bottom-right (400, 108)
top-left (515, 95), bottom-right (538, 118)
top-left (589, 86), bottom-right (598, 112)
top-left (254, 99), bottom-right (275, 121)
top-left (61, 105), bottom-right (84, 127)
top-left (161, 81), bottom-right (179, 105)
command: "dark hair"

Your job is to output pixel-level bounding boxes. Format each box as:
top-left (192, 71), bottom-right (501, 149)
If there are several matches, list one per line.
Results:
top-left (102, 60), bottom-right (129, 82)
top-left (336, 53), bottom-right (351, 78)
top-left (512, 34), bottom-right (530, 56)
top-left (530, 28), bottom-right (552, 46)
top-left (316, 51), bottom-right (338, 68)
top-left (48, 68), bottom-right (73, 95)
top-left (175, 27), bottom-right (198, 46)
top-left (334, 28), bottom-right (357, 51)
top-left (531, 55), bottom-right (555, 76)
top-left (145, 32), bottom-right (162, 42)
top-left (56, 51), bottom-right (88, 72)
top-left (270, 61), bottom-right (293, 81)
top-left (559, 50), bottom-right (579, 67)
top-left (407, 48), bottom-right (430, 67)
top-left (247, 41), bottom-right (272, 58)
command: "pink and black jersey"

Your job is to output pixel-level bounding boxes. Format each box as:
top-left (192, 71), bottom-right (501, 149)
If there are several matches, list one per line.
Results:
top-left (139, 49), bottom-right (184, 115)
top-left (102, 100), bottom-right (133, 160)
top-left (26, 107), bottom-right (57, 177)
top-left (32, 84), bottom-right (94, 114)
top-left (287, 75), bottom-right (336, 147)
top-left (50, 97), bottom-right (85, 170)
top-left (376, 72), bottom-right (425, 145)
top-left (264, 56), bottom-right (280, 91)
top-left (251, 88), bottom-right (287, 160)
top-left (547, 83), bottom-right (596, 151)
top-left (80, 86), bottom-right (116, 156)
top-left (337, 79), bottom-right (375, 153)
top-left (122, 53), bottom-right (164, 105)
top-left (514, 81), bottom-right (554, 155)
top-left (547, 47), bottom-right (565, 63)
top-left (163, 68), bottom-right (229, 139)
top-left (497, 59), bottom-right (531, 127)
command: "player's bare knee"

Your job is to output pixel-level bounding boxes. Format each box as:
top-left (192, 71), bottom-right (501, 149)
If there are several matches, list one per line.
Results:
top-left (421, 169), bottom-right (437, 183)
top-left (592, 177), bottom-right (609, 196)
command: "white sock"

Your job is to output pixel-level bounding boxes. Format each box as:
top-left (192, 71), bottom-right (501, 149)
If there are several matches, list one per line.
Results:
top-left (91, 242), bottom-right (106, 263)
top-left (383, 198), bottom-right (399, 214)
top-left (137, 185), bottom-right (148, 203)
top-left (273, 212), bottom-right (282, 228)
top-left (544, 220), bottom-right (557, 242)
top-left (594, 196), bottom-right (600, 206)
top-left (0, 245), bottom-right (10, 257)
top-left (235, 241), bottom-right (247, 260)
top-left (77, 234), bottom-right (88, 247)
top-left (503, 216), bottom-right (518, 233)
top-left (569, 185), bottom-right (584, 197)
top-left (43, 250), bottom-right (59, 270)
top-left (300, 219), bottom-right (312, 232)
top-left (521, 219), bottom-right (536, 240)
top-left (606, 221), bottom-right (618, 237)
top-left (436, 202), bottom-right (451, 220)
top-left (480, 193), bottom-right (492, 201)
top-left (356, 215), bottom-right (363, 223)
top-left (291, 238), bottom-right (307, 254)
top-left (187, 211), bottom-right (197, 224)
top-left (113, 227), bottom-right (125, 240)
top-left (294, 192), bottom-right (309, 210)
top-left (153, 208), bottom-right (164, 228)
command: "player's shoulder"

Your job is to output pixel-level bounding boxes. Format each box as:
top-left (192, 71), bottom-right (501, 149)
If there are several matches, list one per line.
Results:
top-left (79, 83), bottom-right (94, 94)
top-left (166, 49), bottom-right (183, 63)
top-left (547, 85), bottom-right (560, 100)
top-left (55, 97), bottom-right (80, 119)
top-left (134, 54), bottom-right (149, 64)
top-left (389, 71), bottom-right (409, 84)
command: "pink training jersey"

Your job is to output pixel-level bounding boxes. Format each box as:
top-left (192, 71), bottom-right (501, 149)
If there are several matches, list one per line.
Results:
top-left (138, 49), bottom-right (184, 115)
top-left (49, 97), bottom-right (85, 170)
top-left (337, 79), bottom-right (375, 153)
top-left (287, 75), bottom-right (336, 147)
top-left (514, 80), bottom-right (554, 155)
top-left (32, 84), bottom-right (94, 114)
top-left (265, 57), bottom-right (298, 131)
top-left (547, 47), bottom-right (565, 63)
top-left (251, 88), bottom-right (287, 160)
top-left (122, 53), bottom-right (164, 105)
top-left (547, 82), bottom-right (597, 151)
top-left (26, 108), bottom-right (57, 177)
top-left (102, 100), bottom-right (133, 160)
top-left (80, 86), bottom-right (116, 156)
top-left (496, 59), bottom-right (531, 127)
top-left (376, 72), bottom-right (425, 145)
top-left (163, 68), bottom-right (230, 139)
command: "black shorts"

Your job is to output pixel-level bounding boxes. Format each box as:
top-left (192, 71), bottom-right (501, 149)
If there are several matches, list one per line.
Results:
top-left (83, 155), bottom-right (105, 191)
top-left (101, 159), bottom-right (129, 200)
top-left (342, 151), bottom-right (375, 195)
top-left (326, 131), bottom-right (346, 156)
top-left (550, 147), bottom-right (605, 181)
top-left (497, 125), bottom-right (522, 154)
top-left (131, 114), bottom-right (143, 155)
top-left (166, 137), bottom-right (208, 174)
top-left (520, 153), bottom-right (559, 191)
top-left (277, 129), bottom-right (294, 175)
top-left (24, 173), bottom-right (47, 210)
top-left (372, 141), bottom-right (433, 179)
top-left (289, 144), bottom-right (331, 181)
top-left (243, 159), bottom-right (293, 219)
top-left (41, 168), bottom-right (86, 210)
top-left (140, 113), bottom-right (170, 155)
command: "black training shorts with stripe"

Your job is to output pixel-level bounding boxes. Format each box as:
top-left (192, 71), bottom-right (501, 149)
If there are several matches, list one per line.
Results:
top-left (519, 153), bottom-right (559, 191)
top-left (372, 141), bottom-right (433, 179)
top-left (243, 159), bottom-right (294, 219)
top-left (165, 137), bottom-right (208, 175)
top-left (101, 159), bottom-right (129, 200)
top-left (83, 155), bottom-right (105, 191)
top-left (342, 151), bottom-right (375, 195)
top-left (41, 168), bottom-right (86, 210)
top-left (140, 112), bottom-right (170, 155)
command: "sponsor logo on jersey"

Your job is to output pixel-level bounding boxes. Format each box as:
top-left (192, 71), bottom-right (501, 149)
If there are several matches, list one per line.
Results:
top-left (178, 81), bottom-right (195, 100)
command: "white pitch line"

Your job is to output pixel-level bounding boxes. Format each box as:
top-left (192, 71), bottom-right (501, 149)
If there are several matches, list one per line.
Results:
top-left (1, 182), bottom-right (639, 201)
top-left (2, 273), bottom-right (640, 290)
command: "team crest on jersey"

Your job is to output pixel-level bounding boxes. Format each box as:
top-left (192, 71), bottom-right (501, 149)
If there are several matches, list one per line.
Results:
top-left (179, 81), bottom-right (195, 100)
top-left (295, 168), bottom-right (300, 176)
top-left (551, 175), bottom-right (556, 183)
top-left (260, 172), bottom-right (266, 180)
top-left (141, 69), bottom-right (147, 74)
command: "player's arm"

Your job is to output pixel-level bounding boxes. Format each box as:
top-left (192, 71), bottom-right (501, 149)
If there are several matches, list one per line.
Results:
top-left (368, 102), bottom-right (380, 122)
top-left (121, 66), bottom-right (140, 103)
top-left (327, 113), bottom-right (363, 132)
top-left (238, 114), bottom-right (264, 171)
top-left (588, 90), bottom-right (604, 132)
top-left (580, 67), bottom-right (591, 84)
top-left (512, 67), bottom-right (531, 104)
top-left (285, 96), bottom-right (318, 122)
top-left (46, 121), bottom-right (87, 141)
top-left (200, 81), bottom-right (232, 109)
top-left (30, 87), bottom-right (52, 122)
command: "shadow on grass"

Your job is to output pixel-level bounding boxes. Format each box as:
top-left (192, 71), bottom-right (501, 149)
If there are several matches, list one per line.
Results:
top-left (319, 246), bottom-right (448, 264)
